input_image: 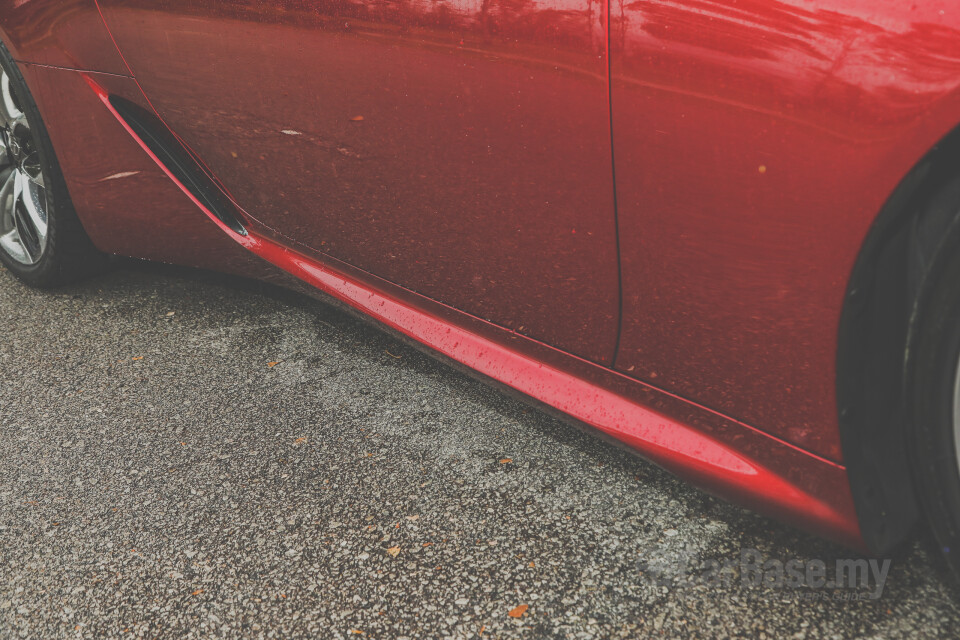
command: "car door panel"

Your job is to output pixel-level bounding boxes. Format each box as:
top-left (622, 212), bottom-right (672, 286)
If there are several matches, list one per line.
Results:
top-left (95, 0), bottom-right (619, 365)
top-left (609, 0), bottom-right (960, 460)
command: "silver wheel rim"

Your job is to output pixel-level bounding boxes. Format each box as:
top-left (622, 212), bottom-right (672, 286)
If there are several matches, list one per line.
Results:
top-left (0, 65), bottom-right (48, 265)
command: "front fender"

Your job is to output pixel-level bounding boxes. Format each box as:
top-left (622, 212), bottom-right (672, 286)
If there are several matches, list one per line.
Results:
top-left (0, 0), bottom-right (127, 74)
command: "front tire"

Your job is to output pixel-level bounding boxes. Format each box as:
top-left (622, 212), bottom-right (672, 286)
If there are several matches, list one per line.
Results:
top-left (0, 40), bottom-right (105, 287)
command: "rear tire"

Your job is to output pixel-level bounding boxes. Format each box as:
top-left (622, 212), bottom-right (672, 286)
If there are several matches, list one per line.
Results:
top-left (909, 180), bottom-right (960, 579)
top-left (0, 40), bottom-right (106, 288)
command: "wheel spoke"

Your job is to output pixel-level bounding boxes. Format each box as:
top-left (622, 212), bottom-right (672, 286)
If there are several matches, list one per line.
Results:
top-left (20, 151), bottom-right (43, 188)
top-left (9, 116), bottom-right (43, 187)
top-left (0, 70), bottom-right (22, 127)
top-left (0, 165), bottom-right (15, 234)
top-left (0, 67), bottom-right (47, 266)
top-left (14, 169), bottom-right (47, 250)
top-left (0, 167), bottom-right (30, 264)
top-left (0, 135), bottom-right (11, 174)
top-left (0, 229), bottom-right (28, 264)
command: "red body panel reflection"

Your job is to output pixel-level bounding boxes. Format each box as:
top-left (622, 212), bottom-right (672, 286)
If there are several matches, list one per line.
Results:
top-left (609, 0), bottom-right (960, 460)
top-left (6, 0), bottom-right (960, 552)
top-left (95, 0), bottom-right (621, 365)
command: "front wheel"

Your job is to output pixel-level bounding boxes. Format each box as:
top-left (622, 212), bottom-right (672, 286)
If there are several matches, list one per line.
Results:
top-left (0, 40), bottom-right (105, 287)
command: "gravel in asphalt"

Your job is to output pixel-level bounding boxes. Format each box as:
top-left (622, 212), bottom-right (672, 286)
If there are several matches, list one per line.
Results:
top-left (1, 261), bottom-right (959, 639)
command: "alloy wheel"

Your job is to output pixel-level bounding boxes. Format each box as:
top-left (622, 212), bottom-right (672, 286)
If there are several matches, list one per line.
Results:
top-left (0, 65), bottom-right (48, 265)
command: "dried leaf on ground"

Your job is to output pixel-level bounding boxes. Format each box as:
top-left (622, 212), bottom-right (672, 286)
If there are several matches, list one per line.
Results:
top-left (508, 604), bottom-right (529, 618)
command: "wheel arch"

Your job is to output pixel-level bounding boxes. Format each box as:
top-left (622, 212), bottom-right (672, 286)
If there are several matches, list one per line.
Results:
top-left (838, 121), bottom-right (960, 554)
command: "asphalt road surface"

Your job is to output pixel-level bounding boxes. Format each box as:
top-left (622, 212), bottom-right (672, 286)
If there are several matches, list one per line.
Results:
top-left (1, 260), bottom-right (959, 639)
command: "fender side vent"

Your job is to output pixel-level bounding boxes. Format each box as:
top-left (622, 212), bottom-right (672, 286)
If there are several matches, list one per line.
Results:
top-left (108, 96), bottom-right (247, 236)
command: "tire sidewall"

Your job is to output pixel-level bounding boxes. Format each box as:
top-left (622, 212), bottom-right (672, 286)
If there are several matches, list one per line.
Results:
top-left (910, 218), bottom-right (960, 569)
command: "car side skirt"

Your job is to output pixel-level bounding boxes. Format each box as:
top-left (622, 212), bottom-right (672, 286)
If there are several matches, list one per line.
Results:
top-left (72, 70), bottom-right (868, 551)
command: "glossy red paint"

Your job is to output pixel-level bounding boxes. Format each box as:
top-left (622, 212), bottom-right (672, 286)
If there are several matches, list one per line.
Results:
top-left (84, 72), bottom-right (863, 548)
top-left (17, 63), bottom-right (277, 278)
top-left (8, 0), bottom-right (960, 551)
top-left (93, 0), bottom-right (621, 365)
top-left (0, 0), bottom-right (127, 74)
top-left (610, 0), bottom-right (960, 461)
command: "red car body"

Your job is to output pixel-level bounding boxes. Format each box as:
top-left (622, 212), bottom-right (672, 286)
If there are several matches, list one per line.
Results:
top-left (3, 0), bottom-right (959, 553)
